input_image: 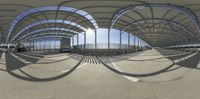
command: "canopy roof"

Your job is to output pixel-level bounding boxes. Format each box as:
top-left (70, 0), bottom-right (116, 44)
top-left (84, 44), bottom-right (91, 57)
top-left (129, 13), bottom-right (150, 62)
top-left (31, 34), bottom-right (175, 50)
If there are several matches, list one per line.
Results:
top-left (0, 0), bottom-right (200, 47)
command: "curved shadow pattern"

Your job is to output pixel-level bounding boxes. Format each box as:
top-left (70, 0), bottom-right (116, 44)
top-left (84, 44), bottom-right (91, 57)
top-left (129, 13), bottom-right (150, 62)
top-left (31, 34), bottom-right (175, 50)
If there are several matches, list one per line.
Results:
top-left (156, 49), bottom-right (200, 69)
top-left (98, 57), bottom-right (193, 83)
top-left (124, 52), bottom-right (193, 62)
top-left (13, 52), bottom-right (77, 65)
top-left (5, 52), bottom-right (84, 82)
top-left (0, 68), bottom-right (6, 71)
top-left (98, 57), bottom-right (177, 77)
top-left (97, 49), bottom-right (200, 78)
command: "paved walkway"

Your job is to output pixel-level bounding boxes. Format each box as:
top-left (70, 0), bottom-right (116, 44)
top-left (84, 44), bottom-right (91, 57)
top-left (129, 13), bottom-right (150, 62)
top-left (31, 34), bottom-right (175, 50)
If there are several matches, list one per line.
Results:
top-left (0, 49), bottom-right (200, 99)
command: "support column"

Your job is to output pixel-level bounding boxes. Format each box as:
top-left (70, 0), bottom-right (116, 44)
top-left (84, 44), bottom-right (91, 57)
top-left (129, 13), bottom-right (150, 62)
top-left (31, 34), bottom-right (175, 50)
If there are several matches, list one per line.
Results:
top-left (84, 32), bottom-right (86, 55)
top-left (134, 35), bottom-right (136, 52)
top-left (49, 39), bottom-right (51, 51)
top-left (120, 30), bottom-right (122, 55)
top-left (138, 37), bottom-right (140, 51)
top-left (40, 40), bottom-right (42, 52)
top-left (108, 29), bottom-right (110, 56)
top-left (120, 30), bottom-right (122, 49)
top-left (77, 34), bottom-right (79, 54)
top-left (29, 40), bottom-right (31, 51)
top-left (33, 41), bottom-right (35, 51)
top-left (128, 33), bottom-right (130, 53)
top-left (108, 29), bottom-right (110, 49)
top-left (54, 39), bottom-right (56, 50)
top-left (95, 29), bottom-right (97, 56)
top-left (72, 36), bottom-right (74, 53)
top-left (35, 41), bottom-right (36, 51)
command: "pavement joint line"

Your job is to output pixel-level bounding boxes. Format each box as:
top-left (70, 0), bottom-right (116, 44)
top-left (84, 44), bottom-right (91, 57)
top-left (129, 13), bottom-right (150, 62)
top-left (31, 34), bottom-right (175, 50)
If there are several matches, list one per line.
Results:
top-left (61, 63), bottom-right (87, 73)
top-left (17, 53), bottom-right (41, 59)
top-left (111, 63), bottom-right (139, 82)
top-left (174, 52), bottom-right (198, 63)
top-left (10, 53), bottom-right (32, 64)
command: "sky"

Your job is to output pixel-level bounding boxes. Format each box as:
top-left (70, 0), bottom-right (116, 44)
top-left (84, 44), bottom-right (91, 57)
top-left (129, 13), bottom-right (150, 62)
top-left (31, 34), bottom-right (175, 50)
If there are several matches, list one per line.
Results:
top-left (31, 28), bottom-right (148, 50)
top-left (73, 28), bottom-right (147, 46)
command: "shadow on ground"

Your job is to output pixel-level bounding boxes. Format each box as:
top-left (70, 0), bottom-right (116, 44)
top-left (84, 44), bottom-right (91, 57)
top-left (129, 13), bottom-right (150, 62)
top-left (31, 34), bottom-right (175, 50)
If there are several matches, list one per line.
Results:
top-left (3, 52), bottom-right (83, 82)
top-left (98, 48), bottom-right (200, 79)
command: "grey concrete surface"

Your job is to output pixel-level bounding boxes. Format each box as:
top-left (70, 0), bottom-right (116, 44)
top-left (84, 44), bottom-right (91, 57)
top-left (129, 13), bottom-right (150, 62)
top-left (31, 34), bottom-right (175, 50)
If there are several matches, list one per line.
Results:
top-left (0, 49), bottom-right (200, 99)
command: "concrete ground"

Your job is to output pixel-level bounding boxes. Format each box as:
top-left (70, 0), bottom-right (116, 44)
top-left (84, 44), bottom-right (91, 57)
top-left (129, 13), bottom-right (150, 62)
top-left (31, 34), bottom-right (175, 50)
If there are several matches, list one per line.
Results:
top-left (0, 49), bottom-right (200, 99)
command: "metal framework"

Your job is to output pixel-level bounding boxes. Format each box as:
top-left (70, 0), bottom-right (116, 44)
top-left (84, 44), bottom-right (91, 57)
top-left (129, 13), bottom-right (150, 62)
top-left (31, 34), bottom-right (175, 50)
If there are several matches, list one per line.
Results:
top-left (0, 0), bottom-right (200, 48)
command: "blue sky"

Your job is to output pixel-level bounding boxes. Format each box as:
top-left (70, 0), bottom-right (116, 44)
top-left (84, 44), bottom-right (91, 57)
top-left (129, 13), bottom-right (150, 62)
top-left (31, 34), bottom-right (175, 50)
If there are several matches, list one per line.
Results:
top-left (73, 28), bottom-right (147, 46)
top-left (32, 28), bottom-right (148, 50)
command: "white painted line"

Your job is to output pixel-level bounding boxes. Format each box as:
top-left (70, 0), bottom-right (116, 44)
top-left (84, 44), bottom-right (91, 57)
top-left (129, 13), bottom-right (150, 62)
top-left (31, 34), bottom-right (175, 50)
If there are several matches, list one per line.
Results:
top-left (0, 52), bottom-right (6, 64)
top-left (0, 52), bottom-right (5, 59)
top-left (111, 63), bottom-right (139, 82)
top-left (61, 69), bottom-right (70, 73)
top-left (61, 63), bottom-right (87, 73)
top-left (174, 52), bottom-right (197, 63)
top-left (112, 63), bottom-right (123, 72)
top-left (77, 63), bottom-right (87, 69)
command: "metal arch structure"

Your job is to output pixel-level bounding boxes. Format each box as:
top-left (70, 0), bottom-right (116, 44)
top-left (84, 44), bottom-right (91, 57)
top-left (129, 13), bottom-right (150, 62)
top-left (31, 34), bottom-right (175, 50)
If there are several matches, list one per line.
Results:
top-left (2, 4), bottom-right (51, 44)
top-left (2, 0), bottom-right (200, 49)
top-left (123, 18), bottom-right (196, 46)
top-left (128, 26), bottom-right (190, 39)
top-left (107, 3), bottom-right (200, 47)
top-left (0, 4), bottom-right (50, 44)
top-left (110, 3), bottom-right (200, 32)
top-left (121, 18), bottom-right (194, 36)
top-left (70, 11), bottom-right (152, 34)
top-left (12, 27), bottom-right (80, 43)
top-left (6, 6), bottom-right (98, 44)
top-left (29, 36), bottom-right (70, 41)
top-left (57, 0), bottom-right (152, 50)
top-left (57, 1), bottom-right (151, 28)
top-left (9, 0), bottom-right (150, 47)
top-left (24, 33), bottom-right (73, 41)
top-left (9, 19), bottom-right (87, 43)
top-left (124, 23), bottom-right (191, 38)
